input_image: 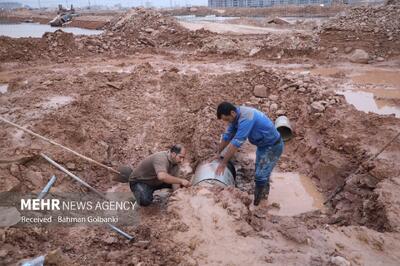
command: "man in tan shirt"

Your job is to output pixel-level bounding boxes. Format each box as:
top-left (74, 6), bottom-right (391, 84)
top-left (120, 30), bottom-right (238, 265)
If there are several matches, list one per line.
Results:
top-left (118, 144), bottom-right (191, 206)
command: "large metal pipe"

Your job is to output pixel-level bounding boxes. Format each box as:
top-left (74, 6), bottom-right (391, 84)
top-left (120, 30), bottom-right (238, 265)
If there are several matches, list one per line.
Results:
top-left (192, 160), bottom-right (236, 187)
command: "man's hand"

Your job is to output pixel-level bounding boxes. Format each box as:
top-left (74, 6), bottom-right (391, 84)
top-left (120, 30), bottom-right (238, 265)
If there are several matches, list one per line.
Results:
top-left (215, 161), bottom-right (227, 176)
top-left (180, 179), bottom-right (191, 188)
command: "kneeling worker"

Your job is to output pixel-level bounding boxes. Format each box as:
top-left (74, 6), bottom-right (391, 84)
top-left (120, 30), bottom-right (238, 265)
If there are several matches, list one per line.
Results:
top-left (117, 144), bottom-right (191, 206)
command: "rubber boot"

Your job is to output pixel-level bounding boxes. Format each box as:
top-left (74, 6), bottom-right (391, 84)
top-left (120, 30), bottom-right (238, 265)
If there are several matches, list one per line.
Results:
top-left (254, 183), bottom-right (270, 206)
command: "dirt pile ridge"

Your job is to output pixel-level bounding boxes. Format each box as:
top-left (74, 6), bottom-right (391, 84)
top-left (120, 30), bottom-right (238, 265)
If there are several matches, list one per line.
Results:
top-left (319, 4), bottom-right (400, 57)
top-left (98, 8), bottom-right (214, 49)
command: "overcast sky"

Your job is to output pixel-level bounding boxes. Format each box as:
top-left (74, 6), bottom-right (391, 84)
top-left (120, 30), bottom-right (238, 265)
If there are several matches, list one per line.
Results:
top-left (0, 0), bottom-right (208, 8)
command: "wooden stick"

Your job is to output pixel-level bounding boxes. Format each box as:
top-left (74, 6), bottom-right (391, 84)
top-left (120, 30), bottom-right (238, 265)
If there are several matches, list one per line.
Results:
top-left (0, 116), bottom-right (120, 174)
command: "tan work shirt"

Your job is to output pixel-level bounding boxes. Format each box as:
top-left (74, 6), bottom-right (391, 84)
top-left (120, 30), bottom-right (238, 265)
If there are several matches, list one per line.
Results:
top-left (129, 151), bottom-right (179, 186)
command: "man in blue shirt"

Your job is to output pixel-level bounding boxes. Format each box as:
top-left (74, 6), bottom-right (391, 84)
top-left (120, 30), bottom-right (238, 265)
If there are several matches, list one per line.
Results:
top-left (215, 102), bottom-right (284, 206)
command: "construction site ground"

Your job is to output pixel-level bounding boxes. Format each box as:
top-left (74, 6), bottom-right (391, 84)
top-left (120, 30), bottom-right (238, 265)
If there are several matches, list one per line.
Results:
top-left (0, 4), bottom-right (400, 266)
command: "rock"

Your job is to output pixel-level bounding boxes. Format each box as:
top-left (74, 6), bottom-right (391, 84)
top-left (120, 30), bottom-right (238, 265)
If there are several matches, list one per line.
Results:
top-left (332, 47), bottom-right (339, 52)
top-left (267, 17), bottom-right (290, 25)
top-left (268, 95), bottom-right (278, 101)
top-left (280, 162), bottom-right (288, 170)
top-left (133, 240), bottom-right (150, 248)
top-left (253, 85), bottom-right (268, 98)
top-left (344, 47), bottom-right (353, 54)
top-left (276, 109), bottom-right (286, 116)
top-left (103, 236), bottom-right (118, 244)
top-left (311, 101), bottom-right (326, 112)
top-left (66, 162), bottom-right (76, 171)
top-left (10, 163), bottom-right (19, 176)
top-left (298, 87), bottom-right (306, 93)
top-left (144, 28), bottom-right (154, 33)
top-left (376, 57), bottom-right (385, 62)
top-left (106, 82), bottom-right (123, 90)
top-left (270, 103), bottom-right (278, 111)
top-left (42, 80), bottom-right (53, 86)
top-left (279, 225), bottom-right (308, 244)
top-left (249, 47), bottom-right (261, 57)
top-left (349, 49), bottom-right (369, 64)
top-left (330, 256), bottom-right (351, 266)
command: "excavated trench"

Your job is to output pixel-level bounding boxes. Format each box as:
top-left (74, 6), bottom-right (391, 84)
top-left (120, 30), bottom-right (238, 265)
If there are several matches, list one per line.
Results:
top-left (1, 55), bottom-right (399, 265)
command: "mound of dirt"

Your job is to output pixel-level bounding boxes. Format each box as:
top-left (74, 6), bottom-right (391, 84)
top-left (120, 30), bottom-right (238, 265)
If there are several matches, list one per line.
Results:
top-left (0, 30), bottom-right (81, 62)
top-left (198, 32), bottom-right (317, 58)
top-left (102, 8), bottom-right (214, 49)
top-left (319, 4), bottom-right (400, 57)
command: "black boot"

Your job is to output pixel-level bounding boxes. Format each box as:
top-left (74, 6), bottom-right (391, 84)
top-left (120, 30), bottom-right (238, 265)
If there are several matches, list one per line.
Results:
top-left (254, 183), bottom-right (270, 206)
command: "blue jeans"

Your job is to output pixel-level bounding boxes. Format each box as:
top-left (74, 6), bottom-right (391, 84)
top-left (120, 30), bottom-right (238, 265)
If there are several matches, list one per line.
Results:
top-left (255, 138), bottom-right (284, 187)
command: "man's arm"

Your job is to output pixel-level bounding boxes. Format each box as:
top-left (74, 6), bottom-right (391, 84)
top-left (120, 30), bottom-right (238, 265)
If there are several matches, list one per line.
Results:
top-left (157, 172), bottom-right (191, 187)
top-left (217, 139), bottom-right (230, 154)
top-left (215, 117), bottom-right (255, 176)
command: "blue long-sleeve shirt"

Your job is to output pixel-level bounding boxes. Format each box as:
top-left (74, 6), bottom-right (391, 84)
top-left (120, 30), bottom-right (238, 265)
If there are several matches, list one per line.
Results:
top-left (222, 106), bottom-right (280, 148)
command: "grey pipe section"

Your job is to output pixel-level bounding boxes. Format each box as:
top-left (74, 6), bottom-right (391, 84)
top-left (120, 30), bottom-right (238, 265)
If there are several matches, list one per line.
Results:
top-left (41, 153), bottom-right (135, 241)
top-left (37, 175), bottom-right (57, 200)
top-left (192, 160), bottom-right (235, 186)
top-left (40, 153), bottom-right (105, 199)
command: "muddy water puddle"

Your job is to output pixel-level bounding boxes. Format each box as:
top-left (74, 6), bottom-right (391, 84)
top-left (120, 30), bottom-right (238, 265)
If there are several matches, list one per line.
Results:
top-left (0, 23), bottom-right (103, 38)
top-left (311, 66), bottom-right (400, 117)
top-left (312, 67), bottom-right (400, 89)
top-left (338, 90), bottom-right (400, 117)
top-left (268, 172), bottom-right (325, 216)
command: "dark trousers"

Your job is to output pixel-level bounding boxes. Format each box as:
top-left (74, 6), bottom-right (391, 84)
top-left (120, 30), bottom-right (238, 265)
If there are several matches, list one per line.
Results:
top-left (129, 182), bottom-right (172, 206)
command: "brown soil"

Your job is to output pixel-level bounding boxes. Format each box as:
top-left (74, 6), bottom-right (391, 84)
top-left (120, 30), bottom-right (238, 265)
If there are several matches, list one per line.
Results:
top-left (1, 5), bottom-right (400, 266)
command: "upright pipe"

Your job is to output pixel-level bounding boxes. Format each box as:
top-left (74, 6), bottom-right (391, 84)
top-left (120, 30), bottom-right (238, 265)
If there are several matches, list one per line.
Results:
top-left (40, 153), bottom-right (134, 241)
top-left (37, 175), bottom-right (57, 200)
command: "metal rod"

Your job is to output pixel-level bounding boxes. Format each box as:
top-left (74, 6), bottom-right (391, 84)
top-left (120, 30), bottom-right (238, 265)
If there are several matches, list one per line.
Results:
top-left (37, 175), bottom-right (57, 200)
top-left (107, 224), bottom-right (134, 241)
top-left (40, 153), bottom-right (106, 199)
top-left (0, 116), bottom-right (119, 174)
top-left (41, 153), bottom-right (135, 240)
top-left (324, 131), bottom-right (400, 204)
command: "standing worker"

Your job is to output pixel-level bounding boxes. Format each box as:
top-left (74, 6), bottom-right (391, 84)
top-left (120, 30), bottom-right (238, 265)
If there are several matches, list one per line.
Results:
top-left (214, 102), bottom-right (283, 206)
top-left (117, 144), bottom-right (191, 206)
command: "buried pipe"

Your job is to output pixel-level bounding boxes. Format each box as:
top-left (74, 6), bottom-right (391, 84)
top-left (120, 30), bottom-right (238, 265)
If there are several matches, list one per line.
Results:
top-left (40, 153), bottom-right (134, 241)
top-left (192, 160), bottom-right (236, 187)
